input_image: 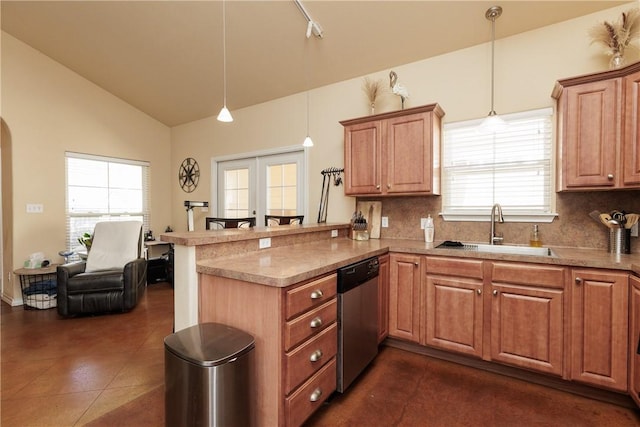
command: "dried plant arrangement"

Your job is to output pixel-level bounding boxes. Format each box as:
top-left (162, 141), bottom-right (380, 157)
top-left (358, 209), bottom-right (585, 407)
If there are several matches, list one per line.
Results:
top-left (589, 7), bottom-right (640, 67)
top-left (362, 77), bottom-right (384, 114)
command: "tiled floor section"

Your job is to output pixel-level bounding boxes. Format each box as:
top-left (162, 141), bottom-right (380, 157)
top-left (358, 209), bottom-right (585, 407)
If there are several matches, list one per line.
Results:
top-left (2, 282), bottom-right (639, 426)
top-left (1, 283), bottom-right (173, 427)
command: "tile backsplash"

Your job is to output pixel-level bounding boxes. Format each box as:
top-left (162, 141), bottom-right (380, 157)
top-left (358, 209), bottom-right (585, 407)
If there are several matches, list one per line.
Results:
top-left (365, 191), bottom-right (640, 252)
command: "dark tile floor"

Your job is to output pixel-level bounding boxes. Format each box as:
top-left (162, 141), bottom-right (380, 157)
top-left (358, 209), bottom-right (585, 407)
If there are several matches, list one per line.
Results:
top-left (2, 282), bottom-right (639, 426)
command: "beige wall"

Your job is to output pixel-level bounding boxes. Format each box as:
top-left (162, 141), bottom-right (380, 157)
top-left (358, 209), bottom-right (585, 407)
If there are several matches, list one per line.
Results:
top-left (1, 32), bottom-right (172, 304)
top-left (170, 3), bottom-right (640, 233)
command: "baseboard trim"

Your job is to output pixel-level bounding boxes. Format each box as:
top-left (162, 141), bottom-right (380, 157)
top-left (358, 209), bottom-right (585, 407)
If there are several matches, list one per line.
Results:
top-left (383, 337), bottom-right (636, 410)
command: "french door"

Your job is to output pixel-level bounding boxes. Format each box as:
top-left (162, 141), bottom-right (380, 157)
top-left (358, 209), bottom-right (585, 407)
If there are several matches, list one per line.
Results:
top-left (214, 149), bottom-right (306, 227)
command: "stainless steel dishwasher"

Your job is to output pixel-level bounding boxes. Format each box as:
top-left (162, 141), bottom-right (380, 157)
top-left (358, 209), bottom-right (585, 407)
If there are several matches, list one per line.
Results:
top-left (336, 256), bottom-right (379, 393)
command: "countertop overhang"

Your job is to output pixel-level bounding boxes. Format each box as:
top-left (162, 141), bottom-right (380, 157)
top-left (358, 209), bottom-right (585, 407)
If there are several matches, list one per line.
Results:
top-left (196, 237), bottom-right (640, 288)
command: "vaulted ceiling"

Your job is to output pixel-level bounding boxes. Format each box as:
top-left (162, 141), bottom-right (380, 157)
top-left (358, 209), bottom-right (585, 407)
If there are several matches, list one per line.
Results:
top-left (1, 1), bottom-right (627, 126)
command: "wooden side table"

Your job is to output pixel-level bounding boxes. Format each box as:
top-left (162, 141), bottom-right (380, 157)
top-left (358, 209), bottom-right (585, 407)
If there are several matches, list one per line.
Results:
top-left (13, 264), bottom-right (59, 310)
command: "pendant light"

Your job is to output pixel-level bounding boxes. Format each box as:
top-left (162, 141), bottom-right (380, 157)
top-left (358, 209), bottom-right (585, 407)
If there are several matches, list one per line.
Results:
top-left (479, 5), bottom-right (506, 133)
top-left (303, 90), bottom-right (313, 147)
top-left (217, 0), bottom-right (233, 123)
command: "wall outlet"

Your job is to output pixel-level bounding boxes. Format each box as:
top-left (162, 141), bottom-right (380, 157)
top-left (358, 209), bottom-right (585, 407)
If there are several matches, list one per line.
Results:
top-left (331, 229), bottom-right (338, 238)
top-left (420, 218), bottom-right (428, 229)
top-left (259, 238), bottom-right (271, 249)
top-left (26, 203), bottom-right (43, 213)
top-left (381, 216), bottom-right (389, 228)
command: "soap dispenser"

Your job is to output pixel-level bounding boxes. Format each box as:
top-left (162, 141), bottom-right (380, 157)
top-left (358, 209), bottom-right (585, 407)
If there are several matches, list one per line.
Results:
top-left (529, 225), bottom-right (542, 247)
top-left (424, 215), bottom-right (435, 243)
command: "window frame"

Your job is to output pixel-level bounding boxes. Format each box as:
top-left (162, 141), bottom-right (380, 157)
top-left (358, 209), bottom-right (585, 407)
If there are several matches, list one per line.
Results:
top-left (65, 151), bottom-right (150, 251)
top-left (441, 108), bottom-right (557, 223)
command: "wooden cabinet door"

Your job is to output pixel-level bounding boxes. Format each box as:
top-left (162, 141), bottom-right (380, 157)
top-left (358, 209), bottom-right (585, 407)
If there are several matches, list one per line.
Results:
top-left (385, 112), bottom-right (434, 194)
top-left (562, 79), bottom-right (621, 189)
top-left (425, 274), bottom-right (483, 358)
top-left (629, 276), bottom-right (640, 407)
top-left (624, 70), bottom-right (640, 186)
top-left (490, 283), bottom-right (564, 376)
top-left (343, 120), bottom-right (382, 195)
top-left (570, 269), bottom-right (628, 391)
top-left (388, 253), bottom-right (421, 343)
top-left (377, 254), bottom-right (390, 343)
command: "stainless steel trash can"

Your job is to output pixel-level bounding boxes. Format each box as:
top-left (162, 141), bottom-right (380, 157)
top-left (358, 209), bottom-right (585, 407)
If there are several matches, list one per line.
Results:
top-left (164, 322), bottom-right (255, 427)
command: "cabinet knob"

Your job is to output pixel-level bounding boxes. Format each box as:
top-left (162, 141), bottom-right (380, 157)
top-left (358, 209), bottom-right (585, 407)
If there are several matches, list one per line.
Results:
top-left (309, 317), bottom-right (323, 328)
top-left (309, 349), bottom-right (323, 362)
top-left (310, 289), bottom-right (324, 300)
top-left (309, 388), bottom-right (323, 402)
top-left (607, 174), bottom-right (614, 180)
top-left (477, 289), bottom-right (482, 295)
top-left (387, 184), bottom-right (391, 189)
top-left (492, 290), bottom-right (498, 296)
top-left (575, 277), bottom-right (583, 285)
top-left (376, 184), bottom-right (381, 189)
top-left (414, 262), bottom-right (419, 267)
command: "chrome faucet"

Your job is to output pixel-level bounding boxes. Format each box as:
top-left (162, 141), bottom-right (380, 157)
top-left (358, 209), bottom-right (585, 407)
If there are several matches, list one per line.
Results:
top-left (490, 203), bottom-right (504, 245)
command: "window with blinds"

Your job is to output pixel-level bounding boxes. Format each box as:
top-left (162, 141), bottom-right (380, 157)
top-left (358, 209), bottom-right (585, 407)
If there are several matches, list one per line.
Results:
top-left (65, 152), bottom-right (150, 251)
top-left (441, 108), bottom-right (555, 222)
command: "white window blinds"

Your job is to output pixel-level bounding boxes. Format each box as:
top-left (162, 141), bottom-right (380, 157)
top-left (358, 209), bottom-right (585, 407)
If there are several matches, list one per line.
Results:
top-left (65, 152), bottom-right (150, 251)
top-left (442, 108), bottom-right (554, 222)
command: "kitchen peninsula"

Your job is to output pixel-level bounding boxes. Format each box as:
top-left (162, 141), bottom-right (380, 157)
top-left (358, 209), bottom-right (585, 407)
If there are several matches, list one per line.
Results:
top-left (161, 224), bottom-right (640, 426)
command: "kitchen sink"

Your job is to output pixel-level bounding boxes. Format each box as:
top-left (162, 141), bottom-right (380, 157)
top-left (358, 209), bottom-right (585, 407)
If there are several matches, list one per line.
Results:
top-left (436, 241), bottom-right (555, 257)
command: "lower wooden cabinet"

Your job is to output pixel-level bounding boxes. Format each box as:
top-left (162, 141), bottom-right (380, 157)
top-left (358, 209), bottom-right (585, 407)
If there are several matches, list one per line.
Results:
top-left (630, 275), bottom-right (640, 406)
top-left (490, 262), bottom-right (566, 376)
top-left (570, 269), bottom-right (629, 392)
top-left (378, 254), bottom-right (390, 343)
top-left (424, 256), bottom-right (484, 357)
top-left (388, 253), bottom-right (421, 343)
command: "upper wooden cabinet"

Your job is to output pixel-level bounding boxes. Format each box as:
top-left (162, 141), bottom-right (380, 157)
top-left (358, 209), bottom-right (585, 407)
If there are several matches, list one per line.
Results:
top-left (552, 61), bottom-right (640, 191)
top-left (341, 104), bottom-right (444, 196)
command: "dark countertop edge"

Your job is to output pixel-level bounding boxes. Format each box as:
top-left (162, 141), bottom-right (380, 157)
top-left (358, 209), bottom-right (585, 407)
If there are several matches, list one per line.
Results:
top-left (196, 238), bottom-right (640, 288)
top-left (160, 223), bottom-right (350, 246)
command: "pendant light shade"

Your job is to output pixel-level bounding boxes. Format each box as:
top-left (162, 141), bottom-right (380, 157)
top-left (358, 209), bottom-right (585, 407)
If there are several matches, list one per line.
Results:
top-left (479, 6), bottom-right (506, 133)
top-left (217, 0), bottom-right (233, 123)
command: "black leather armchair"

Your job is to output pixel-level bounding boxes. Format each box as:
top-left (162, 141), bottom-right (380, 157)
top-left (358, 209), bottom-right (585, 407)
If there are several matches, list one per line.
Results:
top-left (57, 221), bottom-right (147, 317)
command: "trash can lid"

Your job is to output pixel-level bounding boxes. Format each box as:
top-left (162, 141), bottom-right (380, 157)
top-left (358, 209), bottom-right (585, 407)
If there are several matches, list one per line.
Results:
top-left (164, 322), bottom-right (255, 367)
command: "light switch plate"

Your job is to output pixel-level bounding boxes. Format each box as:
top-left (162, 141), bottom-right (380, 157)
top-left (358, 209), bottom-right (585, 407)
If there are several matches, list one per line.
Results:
top-left (381, 217), bottom-right (389, 228)
top-left (632, 223), bottom-right (638, 237)
top-left (26, 203), bottom-right (43, 213)
top-left (331, 229), bottom-right (338, 237)
top-left (259, 238), bottom-right (271, 249)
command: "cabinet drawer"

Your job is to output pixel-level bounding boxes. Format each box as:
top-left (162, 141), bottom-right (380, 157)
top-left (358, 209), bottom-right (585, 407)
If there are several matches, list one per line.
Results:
top-left (285, 323), bottom-right (337, 394)
top-left (425, 256), bottom-right (484, 279)
top-left (286, 357), bottom-right (336, 427)
top-left (285, 273), bottom-right (337, 320)
top-left (284, 298), bottom-right (337, 352)
top-left (492, 262), bottom-right (565, 289)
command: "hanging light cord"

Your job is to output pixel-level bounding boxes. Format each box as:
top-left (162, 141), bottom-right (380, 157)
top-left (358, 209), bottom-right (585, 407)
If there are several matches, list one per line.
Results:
top-left (490, 14), bottom-right (496, 115)
top-left (222, 0), bottom-right (228, 107)
top-left (485, 6), bottom-right (502, 116)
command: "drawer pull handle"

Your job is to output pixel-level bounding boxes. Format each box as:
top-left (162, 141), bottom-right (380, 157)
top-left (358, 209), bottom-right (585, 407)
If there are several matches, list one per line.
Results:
top-left (310, 290), bottom-right (324, 300)
top-left (492, 290), bottom-right (498, 296)
top-left (607, 174), bottom-right (614, 180)
top-left (477, 289), bottom-right (482, 295)
top-left (575, 277), bottom-right (583, 285)
top-left (310, 317), bottom-right (323, 328)
top-left (309, 388), bottom-right (322, 402)
top-left (309, 349), bottom-right (323, 362)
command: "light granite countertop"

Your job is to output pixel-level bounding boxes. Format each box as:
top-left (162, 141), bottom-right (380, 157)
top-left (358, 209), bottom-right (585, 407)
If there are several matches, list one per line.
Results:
top-left (196, 237), bottom-right (640, 288)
